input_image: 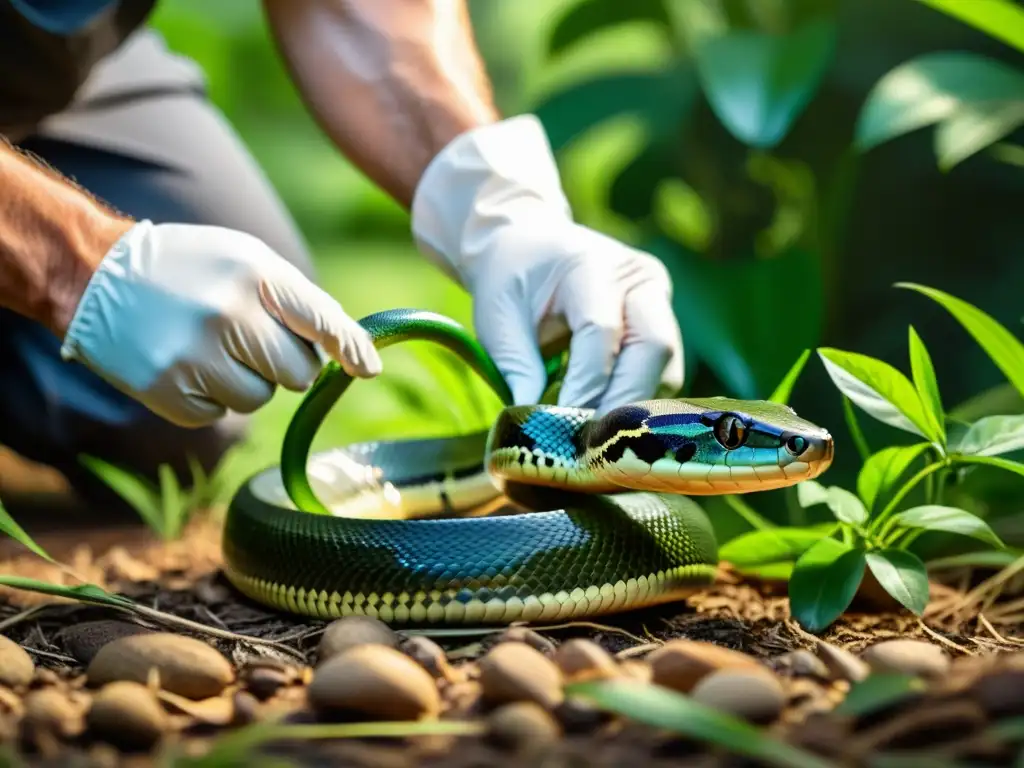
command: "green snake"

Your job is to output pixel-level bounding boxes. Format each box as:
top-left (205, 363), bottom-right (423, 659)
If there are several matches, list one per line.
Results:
top-left (222, 309), bottom-right (833, 626)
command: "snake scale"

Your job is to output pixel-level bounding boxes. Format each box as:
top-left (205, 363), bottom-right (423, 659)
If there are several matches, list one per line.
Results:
top-left (222, 309), bottom-right (833, 626)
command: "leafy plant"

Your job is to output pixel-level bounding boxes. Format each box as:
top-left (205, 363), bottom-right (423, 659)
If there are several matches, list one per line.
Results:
top-left (720, 283), bottom-right (1024, 632)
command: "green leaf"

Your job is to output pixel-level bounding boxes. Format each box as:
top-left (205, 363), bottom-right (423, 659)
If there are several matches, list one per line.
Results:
top-left (796, 480), bottom-right (830, 508)
top-left (865, 549), bottom-right (930, 615)
top-left (898, 282), bottom-right (1024, 402)
top-left (768, 349), bottom-right (811, 405)
top-left (566, 679), bottom-right (834, 768)
top-left (894, 505), bottom-right (1005, 548)
top-left (855, 52), bottom-right (1024, 153)
top-left (957, 453), bottom-right (1024, 480)
top-left (79, 455), bottom-right (163, 533)
top-left (692, 17), bottom-right (837, 148)
top-left (907, 326), bottom-right (945, 445)
top-left (817, 348), bottom-right (937, 440)
top-left (158, 464), bottom-right (183, 540)
top-left (914, 0), bottom-right (1024, 55)
top-left (835, 673), bottom-right (927, 717)
top-left (0, 498), bottom-right (54, 563)
top-left (0, 576), bottom-right (134, 609)
top-left (934, 99), bottom-right (1024, 171)
top-left (857, 443), bottom-right (932, 513)
top-left (547, 0), bottom-right (673, 59)
top-left (955, 414), bottom-right (1024, 458)
top-left (533, 68), bottom-right (697, 153)
top-left (719, 527), bottom-right (831, 568)
top-left (789, 538), bottom-right (866, 633)
top-left (825, 486), bottom-right (869, 526)
top-left (608, 140), bottom-right (676, 221)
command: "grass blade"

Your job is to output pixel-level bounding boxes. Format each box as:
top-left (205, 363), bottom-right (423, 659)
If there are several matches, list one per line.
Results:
top-left (79, 455), bottom-right (163, 533)
top-left (768, 348), bottom-right (811, 405)
top-left (0, 498), bottom-right (54, 563)
top-left (567, 679), bottom-right (836, 768)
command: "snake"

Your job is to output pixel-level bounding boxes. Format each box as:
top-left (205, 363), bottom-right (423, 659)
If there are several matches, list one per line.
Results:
top-left (222, 309), bottom-right (833, 626)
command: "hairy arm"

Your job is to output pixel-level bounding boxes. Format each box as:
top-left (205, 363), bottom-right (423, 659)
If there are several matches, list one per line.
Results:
top-left (261, 0), bottom-right (500, 208)
top-left (0, 141), bottom-right (133, 337)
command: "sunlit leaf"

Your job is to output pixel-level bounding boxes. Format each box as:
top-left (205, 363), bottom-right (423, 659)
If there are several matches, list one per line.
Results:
top-left (719, 526), bottom-right (832, 568)
top-left (855, 52), bottom-right (1024, 153)
top-left (692, 17), bottom-right (837, 148)
top-left (547, 0), bottom-right (673, 59)
top-left (567, 679), bottom-right (834, 768)
top-left (865, 549), bottom-right (930, 615)
top-left (825, 486), bottom-right (868, 526)
top-left (835, 673), bottom-right (927, 717)
top-left (158, 464), bottom-right (184, 540)
top-left (79, 455), bottom-right (163, 534)
top-left (768, 349), bottom-right (811, 405)
top-left (958, 453), bottom-right (1024, 480)
top-left (796, 480), bottom-right (830, 508)
top-left (817, 348), bottom-right (936, 440)
top-left (954, 414), bottom-right (1024, 459)
top-left (0, 498), bottom-right (54, 563)
top-left (934, 99), bottom-right (1024, 171)
top-left (914, 0), bottom-right (1024, 55)
top-left (907, 326), bottom-right (945, 444)
top-left (895, 505), bottom-right (1005, 548)
top-left (857, 443), bottom-right (931, 513)
top-left (898, 283), bottom-right (1024, 402)
top-left (789, 538), bottom-right (866, 633)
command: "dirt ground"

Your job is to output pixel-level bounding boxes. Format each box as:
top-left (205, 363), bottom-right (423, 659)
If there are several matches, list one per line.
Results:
top-left (3, 509), bottom-right (1024, 768)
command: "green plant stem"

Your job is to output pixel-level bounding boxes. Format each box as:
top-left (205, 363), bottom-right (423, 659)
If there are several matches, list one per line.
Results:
top-left (842, 396), bottom-right (871, 462)
top-left (722, 494), bottom-right (775, 531)
top-left (872, 460), bottom-right (947, 537)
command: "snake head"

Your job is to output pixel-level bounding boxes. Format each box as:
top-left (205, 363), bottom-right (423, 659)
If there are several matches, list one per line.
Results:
top-left (585, 398), bottom-right (833, 495)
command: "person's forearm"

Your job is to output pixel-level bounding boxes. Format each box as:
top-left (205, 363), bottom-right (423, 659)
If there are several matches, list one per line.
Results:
top-left (262, 0), bottom-right (500, 208)
top-left (0, 141), bottom-right (133, 337)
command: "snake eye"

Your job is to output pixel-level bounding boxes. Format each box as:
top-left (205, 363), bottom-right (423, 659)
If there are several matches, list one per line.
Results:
top-left (785, 435), bottom-right (808, 456)
top-left (713, 414), bottom-right (747, 450)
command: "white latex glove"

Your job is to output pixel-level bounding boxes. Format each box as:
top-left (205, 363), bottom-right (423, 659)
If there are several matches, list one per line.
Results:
top-left (411, 115), bottom-right (684, 412)
top-left (59, 220), bottom-right (382, 428)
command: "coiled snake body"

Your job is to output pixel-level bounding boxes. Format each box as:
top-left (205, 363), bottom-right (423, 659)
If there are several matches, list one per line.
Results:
top-left (223, 310), bottom-right (833, 626)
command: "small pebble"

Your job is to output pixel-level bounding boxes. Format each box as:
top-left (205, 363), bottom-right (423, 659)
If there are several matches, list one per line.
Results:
top-left (479, 642), bottom-right (564, 709)
top-left (496, 627), bottom-right (556, 655)
top-left (552, 639), bottom-right (620, 683)
top-left (815, 640), bottom-right (869, 683)
top-left (399, 636), bottom-right (455, 682)
top-left (231, 690), bottom-right (260, 726)
top-left (308, 644), bottom-right (440, 721)
top-left (246, 666), bottom-right (290, 701)
top-left (86, 681), bottom-right (167, 751)
top-left (619, 660), bottom-right (653, 684)
top-left (87, 633), bottom-right (235, 700)
top-left (318, 616), bottom-right (399, 664)
top-left (647, 640), bottom-right (762, 693)
top-left (969, 669), bottom-right (1024, 717)
top-left (22, 688), bottom-right (84, 740)
top-left (690, 669), bottom-right (786, 724)
top-left (779, 649), bottom-right (830, 679)
top-left (861, 640), bottom-right (950, 679)
top-left (554, 696), bottom-right (606, 733)
top-left (58, 621), bottom-right (154, 665)
top-left (487, 701), bottom-right (562, 752)
top-left (0, 635), bottom-right (35, 689)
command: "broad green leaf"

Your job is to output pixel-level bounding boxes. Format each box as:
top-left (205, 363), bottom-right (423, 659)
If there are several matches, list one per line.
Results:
top-left (547, 0), bottom-right (673, 59)
top-left (955, 414), bottom-right (1024, 458)
top-left (835, 673), bottom-right (927, 717)
top-left (796, 480), bottom-right (830, 508)
top-left (894, 505), bottom-right (1004, 548)
top-left (934, 99), bottom-right (1024, 171)
top-left (567, 680), bottom-right (834, 768)
top-left (719, 527), bottom-right (830, 568)
top-left (897, 282), bottom-right (1024, 401)
top-left (817, 348), bottom-right (936, 440)
top-left (0, 498), bottom-right (54, 563)
top-left (914, 0), bottom-right (1024, 55)
top-left (907, 326), bottom-right (945, 444)
top-left (855, 52), bottom-right (1024, 152)
top-left (79, 455), bottom-right (163, 533)
top-left (865, 549), bottom-right (930, 615)
top-left (857, 443), bottom-right (931, 513)
top-left (768, 349), bottom-right (811, 405)
top-left (533, 68), bottom-right (697, 153)
top-left (692, 17), bottom-right (837, 148)
top-left (789, 538), bottom-right (866, 633)
top-left (825, 486), bottom-right (868, 526)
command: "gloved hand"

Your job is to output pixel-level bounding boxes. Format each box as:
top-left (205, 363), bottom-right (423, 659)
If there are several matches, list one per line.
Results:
top-left (59, 220), bottom-right (381, 428)
top-left (411, 115), bottom-right (684, 412)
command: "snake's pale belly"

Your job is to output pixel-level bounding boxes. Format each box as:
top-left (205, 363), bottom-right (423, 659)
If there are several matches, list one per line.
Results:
top-left (222, 309), bottom-right (834, 626)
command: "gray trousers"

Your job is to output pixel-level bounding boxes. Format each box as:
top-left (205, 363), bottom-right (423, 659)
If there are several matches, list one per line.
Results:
top-left (0, 31), bottom-right (316, 505)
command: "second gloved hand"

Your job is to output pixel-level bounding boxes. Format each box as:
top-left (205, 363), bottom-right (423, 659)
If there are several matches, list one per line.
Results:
top-left (59, 219), bottom-right (382, 428)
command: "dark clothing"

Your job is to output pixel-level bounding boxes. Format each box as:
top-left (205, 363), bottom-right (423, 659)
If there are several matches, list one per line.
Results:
top-left (0, 21), bottom-right (317, 505)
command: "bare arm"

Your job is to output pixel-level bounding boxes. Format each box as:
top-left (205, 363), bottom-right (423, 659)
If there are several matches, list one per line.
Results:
top-left (261, 0), bottom-right (500, 209)
top-left (0, 141), bottom-right (133, 337)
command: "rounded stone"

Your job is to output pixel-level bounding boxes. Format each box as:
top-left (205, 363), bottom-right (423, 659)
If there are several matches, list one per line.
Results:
top-left (690, 669), bottom-right (786, 724)
top-left (861, 640), bottom-right (950, 679)
top-left (479, 641), bottom-right (564, 709)
top-left (317, 616), bottom-right (399, 664)
top-left (0, 635), bottom-right (34, 689)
